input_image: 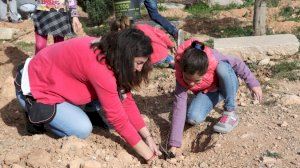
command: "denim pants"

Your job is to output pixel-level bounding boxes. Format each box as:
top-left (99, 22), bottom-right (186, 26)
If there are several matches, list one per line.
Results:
top-left (16, 91), bottom-right (93, 139)
top-left (187, 61), bottom-right (239, 125)
top-left (0, 0), bottom-right (20, 21)
top-left (142, 0), bottom-right (177, 37)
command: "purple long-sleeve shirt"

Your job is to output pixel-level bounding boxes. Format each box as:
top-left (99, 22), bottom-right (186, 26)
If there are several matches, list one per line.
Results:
top-left (169, 49), bottom-right (260, 147)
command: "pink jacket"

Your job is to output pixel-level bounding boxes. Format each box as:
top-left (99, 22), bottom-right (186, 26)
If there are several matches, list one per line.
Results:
top-left (29, 36), bottom-right (145, 146)
top-left (175, 39), bottom-right (218, 94)
top-left (135, 24), bottom-right (175, 64)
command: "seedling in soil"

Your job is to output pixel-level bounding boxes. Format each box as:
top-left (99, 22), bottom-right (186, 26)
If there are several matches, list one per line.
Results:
top-left (264, 150), bottom-right (282, 158)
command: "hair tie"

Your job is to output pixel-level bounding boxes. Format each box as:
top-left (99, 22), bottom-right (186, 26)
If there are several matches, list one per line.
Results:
top-left (194, 43), bottom-right (203, 51)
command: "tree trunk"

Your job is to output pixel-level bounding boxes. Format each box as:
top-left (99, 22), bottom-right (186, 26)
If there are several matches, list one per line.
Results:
top-left (253, 0), bottom-right (267, 36)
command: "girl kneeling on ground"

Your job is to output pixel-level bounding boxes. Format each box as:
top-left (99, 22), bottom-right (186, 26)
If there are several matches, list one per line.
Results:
top-left (168, 39), bottom-right (263, 155)
top-left (110, 16), bottom-right (176, 68)
top-left (15, 28), bottom-right (161, 162)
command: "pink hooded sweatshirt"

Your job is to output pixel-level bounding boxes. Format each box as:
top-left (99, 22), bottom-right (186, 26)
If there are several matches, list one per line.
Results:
top-left (135, 24), bottom-right (175, 64)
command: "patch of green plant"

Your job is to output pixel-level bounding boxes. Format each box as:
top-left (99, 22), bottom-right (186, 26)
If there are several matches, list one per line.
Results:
top-left (280, 6), bottom-right (294, 18)
top-left (267, 0), bottom-right (280, 7)
top-left (85, 0), bottom-right (113, 26)
top-left (203, 39), bottom-right (214, 48)
top-left (16, 41), bottom-right (34, 53)
top-left (247, 62), bottom-right (258, 72)
top-left (83, 23), bottom-right (110, 37)
top-left (242, 0), bottom-right (255, 7)
top-left (185, 1), bottom-right (214, 17)
top-left (186, 0), bottom-right (254, 17)
top-left (263, 150), bottom-right (282, 158)
top-left (158, 4), bottom-right (167, 11)
top-left (292, 27), bottom-right (300, 41)
top-left (272, 61), bottom-right (300, 81)
top-left (166, 16), bottom-right (180, 21)
top-left (217, 26), bottom-right (253, 38)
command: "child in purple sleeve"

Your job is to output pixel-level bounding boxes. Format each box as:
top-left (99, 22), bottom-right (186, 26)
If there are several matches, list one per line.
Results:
top-left (168, 39), bottom-right (263, 155)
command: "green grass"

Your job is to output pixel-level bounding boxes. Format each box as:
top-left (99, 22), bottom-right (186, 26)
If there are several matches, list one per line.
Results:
top-left (203, 39), bottom-right (214, 48)
top-left (185, 0), bottom-right (254, 17)
top-left (272, 61), bottom-right (300, 81)
top-left (166, 16), bottom-right (181, 21)
top-left (279, 6), bottom-right (300, 22)
top-left (263, 150), bottom-right (282, 158)
top-left (16, 41), bottom-right (34, 53)
top-left (293, 27), bottom-right (300, 41)
top-left (211, 25), bottom-right (253, 38)
top-left (267, 0), bottom-right (280, 7)
top-left (185, 1), bottom-right (214, 17)
top-left (158, 4), bottom-right (167, 11)
top-left (83, 23), bottom-right (110, 37)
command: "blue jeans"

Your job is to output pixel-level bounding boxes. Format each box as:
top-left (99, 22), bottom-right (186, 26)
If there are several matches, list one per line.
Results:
top-left (16, 92), bottom-right (93, 139)
top-left (187, 61), bottom-right (239, 125)
top-left (0, 0), bottom-right (21, 21)
top-left (142, 0), bottom-right (177, 36)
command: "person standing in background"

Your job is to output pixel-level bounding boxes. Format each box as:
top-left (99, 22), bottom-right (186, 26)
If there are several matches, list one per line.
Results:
top-left (33, 0), bottom-right (82, 54)
top-left (0, 0), bottom-right (22, 22)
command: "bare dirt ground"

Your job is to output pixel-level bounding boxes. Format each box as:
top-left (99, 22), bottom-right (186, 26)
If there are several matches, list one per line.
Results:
top-left (0, 1), bottom-right (300, 167)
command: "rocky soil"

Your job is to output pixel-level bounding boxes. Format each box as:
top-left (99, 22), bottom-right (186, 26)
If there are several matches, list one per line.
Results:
top-left (0, 0), bottom-right (299, 167)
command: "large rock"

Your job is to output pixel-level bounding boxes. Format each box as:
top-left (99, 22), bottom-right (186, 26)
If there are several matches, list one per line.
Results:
top-left (207, 0), bottom-right (243, 6)
top-left (160, 3), bottom-right (186, 10)
top-left (214, 34), bottom-right (299, 62)
top-left (0, 28), bottom-right (19, 40)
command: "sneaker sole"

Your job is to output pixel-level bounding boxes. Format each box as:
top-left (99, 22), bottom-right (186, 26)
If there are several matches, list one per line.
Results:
top-left (213, 120), bottom-right (239, 134)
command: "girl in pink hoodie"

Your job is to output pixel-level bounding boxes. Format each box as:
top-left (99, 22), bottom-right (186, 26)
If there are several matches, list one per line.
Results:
top-left (110, 16), bottom-right (175, 68)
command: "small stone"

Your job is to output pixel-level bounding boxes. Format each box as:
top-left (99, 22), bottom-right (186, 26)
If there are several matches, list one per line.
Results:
top-left (280, 121), bottom-right (288, 127)
top-left (280, 95), bottom-right (300, 106)
top-left (11, 164), bottom-right (23, 168)
top-left (81, 160), bottom-right (102, 168)
top-left (26, 150), bottom-right (51, 167)
top-left (291, 114), bottom-right (298, 118)
top-left (252, 99), bottom-right (259, 105)
top-left (214, 143), bottom-right (221, 148)
top-left (199, 162), bottom-right (209, 168)
top-left (61, 136), bottom-right (87, 153)
top-left (32, 134), bottom-right (43, 141)
top-left (240, 102), bottom-right (247, 107)
top-left (262, 156), bottom-right (277, 163)
top-left (259, 58), bottom-right (270, 65)
top-left (4, 153), bottom-right (20, 165)
top-left (68, 159), bottom-right (84, 168)
top-left (104, 156), bottom-right (110, 162)
top-left (116, 151), bottom-right (133, 164)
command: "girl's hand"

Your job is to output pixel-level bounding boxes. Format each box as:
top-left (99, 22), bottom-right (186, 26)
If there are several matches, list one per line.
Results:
top-left (145, 136), bottom-right (162, 156)
top-left (72, 17), bottom-right (83, 34)
top-left (251, 86), bottom-right (263, 103)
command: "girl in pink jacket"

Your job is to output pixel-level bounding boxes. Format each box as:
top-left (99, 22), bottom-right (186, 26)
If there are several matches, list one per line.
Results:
top-left (110, 16), bottom-right (175, 68)
top-left (168, 39), bottom-right (263, 155)
top-left (15, 29), bottom-right (161, 163)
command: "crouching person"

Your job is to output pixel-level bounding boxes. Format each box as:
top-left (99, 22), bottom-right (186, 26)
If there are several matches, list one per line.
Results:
top-left (14, 28), bottom-right (161, 162)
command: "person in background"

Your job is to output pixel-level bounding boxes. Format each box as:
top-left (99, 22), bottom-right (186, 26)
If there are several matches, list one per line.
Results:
top-left (111, 16), bottom-right (175, 68)
top-left (33, 0), bottom-right (82, 54)
top-left (17, 0), bottom-right (37, 19)
top-left (168, 39), bottom-right (263, 156)
top-left (0, 0), bottom-right (22, 22)
top-left (14, 28), bottom-right (161, 163)
top-left (141, 0), bottom-right (183, 45)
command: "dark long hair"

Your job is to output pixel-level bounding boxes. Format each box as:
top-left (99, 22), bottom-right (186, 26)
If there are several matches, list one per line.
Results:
top-left (179, 41), bottom-right (209, 76)
top-left (91, 28), bottom-right (153, 92)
